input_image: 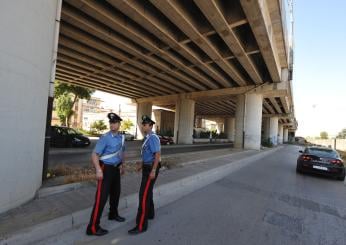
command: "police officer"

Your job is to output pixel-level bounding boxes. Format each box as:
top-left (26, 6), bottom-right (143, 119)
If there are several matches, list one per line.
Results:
top-left (86, 113), bottom-right (126, 236)
top-left (128, 115), bottom-right (161, 235)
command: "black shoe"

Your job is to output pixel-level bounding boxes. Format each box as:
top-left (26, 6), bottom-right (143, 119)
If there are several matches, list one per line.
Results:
top-left (86, 227), bottom-right (108, 236)
top-left (108, 214), bottom-right (126, 222)
top-left (148, 215), bottom-right (155, 220)
top-left (128, 226), bottom-right (147, 235)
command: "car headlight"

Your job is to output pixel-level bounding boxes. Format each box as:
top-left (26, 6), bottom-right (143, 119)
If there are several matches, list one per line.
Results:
top-left (73, 138), bottom-right (82, 142)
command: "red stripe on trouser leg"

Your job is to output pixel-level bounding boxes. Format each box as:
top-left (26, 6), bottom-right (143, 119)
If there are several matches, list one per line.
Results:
top-left (139, 178), bottom-right (152, 231)
top-left (91, 179), bottom-right (103, 234)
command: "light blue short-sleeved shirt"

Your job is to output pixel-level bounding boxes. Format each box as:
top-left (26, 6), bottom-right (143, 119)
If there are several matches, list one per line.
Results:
top-left (141, 132), bottom-right (160, 164)
top-left (94, 131), bottom-right (125, 166)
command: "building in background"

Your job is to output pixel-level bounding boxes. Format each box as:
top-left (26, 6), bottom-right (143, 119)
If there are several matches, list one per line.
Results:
top-left (52, 96), bottom-right (137, 134)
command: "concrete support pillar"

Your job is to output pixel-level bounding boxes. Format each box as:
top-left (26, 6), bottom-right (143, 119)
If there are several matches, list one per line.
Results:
top-left (174, 99), bottom-right (195, 144)
top-left (278, 124), bottom-right (284, 144)
top-left (244, 93), bottom-right (263, 150)
top-left (235, 95), bottom-right (245, 148)
top-left (216, 122), bottom-right (224, 134)
top-left (289, 131), bottom-right (296, 143)
top-left (201, 119), bottom-right (206, 128)
top-left (262, 117), bottom-right (270, 141)
top-left (269, 117), bottom-right (279, 145)
top-left (195, 116), bottom-right (203, 128)
top-left (136, 102), bottom-right (152, 139)
top-left (283, 128), bottom-right (289, 143)
top-left (0, 0), bottom-right (60, 213)
top-left (225, 117), bottom-right (235, 141)
top-left (235, 94), bottom-right (263, 150)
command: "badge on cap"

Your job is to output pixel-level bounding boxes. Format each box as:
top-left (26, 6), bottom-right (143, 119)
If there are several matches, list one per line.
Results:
top-left (108, 113), bottom-right (122, 123)
top-left (141, 115), bottom-right (155, 125)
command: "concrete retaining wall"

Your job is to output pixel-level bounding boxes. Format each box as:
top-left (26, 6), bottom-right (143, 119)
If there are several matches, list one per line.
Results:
top-left (0, 1), bottom-right (58, 213)
top-left (308, 139), bottom-right (346, 152)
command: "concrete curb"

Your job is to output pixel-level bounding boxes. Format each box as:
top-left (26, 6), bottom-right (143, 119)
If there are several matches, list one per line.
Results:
top-left (0, 146), bottom-right (282, 245)
top-left (37, 182), bottom-right (93, 199)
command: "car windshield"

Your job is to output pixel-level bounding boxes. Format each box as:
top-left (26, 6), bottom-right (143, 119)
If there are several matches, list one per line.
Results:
top-left (305, 148), bottom-right (339, 158)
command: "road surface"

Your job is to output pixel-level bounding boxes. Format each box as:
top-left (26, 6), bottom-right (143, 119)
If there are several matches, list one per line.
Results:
top-left (89, 145), bottom-right (346, 245)
top-left (48, 141), bottom-right (233, 167)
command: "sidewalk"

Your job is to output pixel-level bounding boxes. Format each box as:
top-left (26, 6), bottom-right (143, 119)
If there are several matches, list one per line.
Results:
top-left (0, 146), bottom-right (281, 245)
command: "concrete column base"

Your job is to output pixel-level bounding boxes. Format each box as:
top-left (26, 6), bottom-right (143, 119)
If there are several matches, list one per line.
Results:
top-left (174, 99), bottom-right (195, 144)
top-left (283, 128), bottom-right (289, 142)
top-left (269, 117), bottom-right (279, 145)
top-left (244, 93), bottom-right (263, 150)
top-left (225, 117), bottom-right (235, 142)
top-left (278, 124), bottom-right (284, 144)
top-left (235, 95), bottom-right (245, 148)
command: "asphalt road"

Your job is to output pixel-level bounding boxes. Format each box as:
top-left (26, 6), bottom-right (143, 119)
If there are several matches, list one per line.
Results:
top-left (89, 145), bottom-right (346, 245)
top-left (48, 141), bottom-right (233, 167)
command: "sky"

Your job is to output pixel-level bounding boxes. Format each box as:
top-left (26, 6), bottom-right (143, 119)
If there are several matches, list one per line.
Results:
top-left (293, 0), bottom-right (346, 137)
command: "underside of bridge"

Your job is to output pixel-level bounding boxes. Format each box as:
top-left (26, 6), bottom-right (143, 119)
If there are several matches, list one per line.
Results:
top-left (56, 0), bottom-right (296, 131)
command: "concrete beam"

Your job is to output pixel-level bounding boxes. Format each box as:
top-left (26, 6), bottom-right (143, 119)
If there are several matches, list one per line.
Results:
top-left (107, 0), bottom-right (234, 88)
top-left (240, 0), bottom-right (281, 82)
top-left (262, 113), bottom-right (292, 119)
top-left (134, 86), bottom-right (254, 105)
top-left (150, 0), bottom-right (247, 87)
top-left (194, 0), bottom-right (263, 85)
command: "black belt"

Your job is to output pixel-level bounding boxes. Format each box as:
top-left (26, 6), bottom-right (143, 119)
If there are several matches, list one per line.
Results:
top-left (100, 161), bottom-right (122, 168)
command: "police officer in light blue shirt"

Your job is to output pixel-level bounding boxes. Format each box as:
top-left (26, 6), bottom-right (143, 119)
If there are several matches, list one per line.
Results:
top-left (129, 115), bottom-right (161, 235)
top-left (86, 113), bottom-right (126, 236)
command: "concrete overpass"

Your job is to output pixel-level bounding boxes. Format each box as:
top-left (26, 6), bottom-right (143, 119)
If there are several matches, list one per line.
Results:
top-left (0, 0), bottom-right (296, 213)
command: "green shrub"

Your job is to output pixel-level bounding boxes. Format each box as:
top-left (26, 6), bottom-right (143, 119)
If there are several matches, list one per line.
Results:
top-left (262, 138), bottom-right (273, 147)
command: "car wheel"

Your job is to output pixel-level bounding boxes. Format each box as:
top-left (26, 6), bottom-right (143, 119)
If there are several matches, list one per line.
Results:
top-left (296, 165), bottom-right (302, 174)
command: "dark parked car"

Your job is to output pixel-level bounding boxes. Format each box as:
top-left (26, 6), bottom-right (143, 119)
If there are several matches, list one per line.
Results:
top-left (119, 131), bottom-right (135, 141)
top-left (158, 135), bottom-right (174, 145)
top-left (50, 126), bottom-right (90, 148)
top-left (296, 147), bottom-right (345, 181)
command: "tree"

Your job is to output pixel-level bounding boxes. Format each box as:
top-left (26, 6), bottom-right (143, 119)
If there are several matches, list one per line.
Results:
top-left (120, 118), bottom-right (134, 131)
top-left (337, 128), bottom-right (346, 139)
top-left (90, 120), bottom-right (108, 134)
top-left (56, 94), bottom-right (74, 126)
top-left (320, 131), bottom-right (328, 139)
top-left (54, 81), bottom-right (94, 127)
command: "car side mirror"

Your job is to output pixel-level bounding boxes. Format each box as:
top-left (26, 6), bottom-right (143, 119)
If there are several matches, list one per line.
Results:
top-left (299, 150), bottom-right (303, 153)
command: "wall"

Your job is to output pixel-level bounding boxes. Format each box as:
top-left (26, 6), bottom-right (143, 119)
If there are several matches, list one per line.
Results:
top-left (0, 0), bottom-right (58, 213)
top-left (308, 139), bottom-right (346, 152)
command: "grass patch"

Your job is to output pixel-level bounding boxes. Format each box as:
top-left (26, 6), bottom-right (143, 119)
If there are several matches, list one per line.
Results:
top-left (46, 159), bottom-right (182, 185)
top-left (47, 165), bottom-right (95, 184)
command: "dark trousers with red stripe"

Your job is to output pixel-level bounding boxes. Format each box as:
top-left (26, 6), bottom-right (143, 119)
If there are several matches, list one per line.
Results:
top-left (136, 163), bottom-right (160, 231)
top-left (87, 162), bottom-right (121, 233)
